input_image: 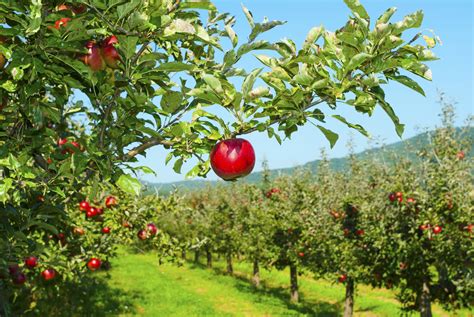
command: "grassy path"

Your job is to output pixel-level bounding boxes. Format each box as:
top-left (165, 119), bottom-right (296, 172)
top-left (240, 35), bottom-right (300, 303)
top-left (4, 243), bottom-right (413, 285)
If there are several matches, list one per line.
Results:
top-left (94, 249), bottom-right (471, 316)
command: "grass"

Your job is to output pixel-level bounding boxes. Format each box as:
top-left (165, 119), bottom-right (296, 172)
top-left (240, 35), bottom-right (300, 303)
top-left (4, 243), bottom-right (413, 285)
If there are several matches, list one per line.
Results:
top-left (64, 247), bottom-right (471, 317)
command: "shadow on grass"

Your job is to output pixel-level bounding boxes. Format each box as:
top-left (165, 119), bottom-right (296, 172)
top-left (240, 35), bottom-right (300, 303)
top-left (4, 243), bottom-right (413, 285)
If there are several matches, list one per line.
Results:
top-left (29, 274), bottom-right (140, 317)
top-left (188, 262), bottom-right (341, 316)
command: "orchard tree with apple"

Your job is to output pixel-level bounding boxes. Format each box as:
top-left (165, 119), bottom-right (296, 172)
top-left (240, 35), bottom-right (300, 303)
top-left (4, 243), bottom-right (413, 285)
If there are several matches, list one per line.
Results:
top-left (1, 0), bottom-right (438, 314)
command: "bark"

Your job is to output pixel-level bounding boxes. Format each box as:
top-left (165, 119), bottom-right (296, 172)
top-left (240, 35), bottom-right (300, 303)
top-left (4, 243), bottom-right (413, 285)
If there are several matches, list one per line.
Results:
top-left (226, 252), bottom-right (233, 274)
top-left (419, 281), bottom-right (433, 317)
top-left (194, 250), bottom-right (200, 264)
top-left (206, 247), bottom-right (213, 268)
top-left (290, 264), bottom-right (299, 302)
top-left (344, 279), bottom-right (355, 317)
top-left (252, 259), bottom-right (260, 287)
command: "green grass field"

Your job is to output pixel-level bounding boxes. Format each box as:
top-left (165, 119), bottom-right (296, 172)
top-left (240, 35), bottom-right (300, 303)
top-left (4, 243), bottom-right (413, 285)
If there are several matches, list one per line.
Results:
top-left (81, 248), bottom-right (471, 317)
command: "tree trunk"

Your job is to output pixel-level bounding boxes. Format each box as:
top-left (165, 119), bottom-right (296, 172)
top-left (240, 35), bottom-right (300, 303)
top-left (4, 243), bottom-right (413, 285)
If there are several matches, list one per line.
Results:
top-left (252, 259), bottom-right (260, 287)
top-left (181, 249), bottom-right (186, 260)
top-left (344, 279), bottom-right (355, 317)
top-left (206, 247), bottom-right (212, 268)
top-left (226, 252), bottom-right (233, 274)
top-left (419, 281), bottom-right (433, 317)
top-left (290, 264), bottom-right (299, 302)
top-left (194, 250), bottom-right (200, 264)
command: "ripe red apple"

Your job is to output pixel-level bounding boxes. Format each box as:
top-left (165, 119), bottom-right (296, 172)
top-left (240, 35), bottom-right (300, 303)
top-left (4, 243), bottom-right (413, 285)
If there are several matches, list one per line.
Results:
top-left (329, 210), bottom-right (341, 219)
top-left (101, 39), bottom-right (120, 69)
top-left (41, 268), bottom-right (56, 281)
top-left (356, 229), bottom-right (365, 236)
top-left (388, 193), bottom-right (396, 202)
top-left (96, 207), bottom-right (104, 215)
top-left (47, 157), bottom-right (53, 164)
top-left (37, 195), bottom-right (45, 202)
top-left (122, 221), bottom-right (132, 228)
top-left (456, 151), bottom-right (465, 160)
top-left (137, 229), bottom-right (148, 240)
top-left (298, 252), bottom-right (304, 257)
top-left (81, 41), bottom-right (105, 71)
top-left (12, 272), bottom-right (27, 285)
top-left (54, 17), bottom-right (71, 29)
top-left (87, 258), bottom-right (101, 271)
top-left (86, 206), bottom-right (98, 218)
top-left (79, 200), bottom-right (90, 211)
top-left (24, 256), bottom-right (38, 269)
top-left (338, 274), bottom-right (347, 283)
top-left (432, 225), bottom-right (442, 234)
top-left (105, 196), bottom-right (117, 208)
top-left (399, 262), bottom-right (408, 270)
top-left (210, 138), bottom-right (255, 181)
top-left (419, 224), bottom-right (430, 231)
top-left (146, 223), bottom-right (158, 235)
top-left (406, 197), bottom-right (416, 204)
top-left (102, 227), bottom-right (111, 234)
top-left (265, 188), bottom-right (281, 198)
top-left (466, 224), bottom-right (473, 233)
top-left (57, 138), bottom-right (68, 146)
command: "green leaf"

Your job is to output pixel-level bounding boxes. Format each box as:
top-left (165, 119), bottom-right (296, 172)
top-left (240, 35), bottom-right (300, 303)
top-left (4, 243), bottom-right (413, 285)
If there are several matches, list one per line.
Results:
top-left (116, 174), bottom-right (142, 196)
top-left (389, 75), bottom-right (425, 96)
top-left (371, 88), bottom-right (405, 137)
top-left (242, 68), bottom-right (262, 102)
top-left (173, 158), bottom-right (184, 174)
top-left (345, 53), bottom-right (372, 72)
top-left (332, 115), bottom-right (370, 137)
top-left (317, 126), bottom-right (339, 148)
top-left (376, 7), bottom-right (397, 26)
top-left (26, 0), bottom-right (42, 35)
top-left (120, 36), bottom-right (139, 59)
top-left (157, 62), bottom-right (195, 72)
top-left (249, 20), bottom-right (286, 42)
top-left (225, 24), bottom-right (238, 47)
top-left (161, 91), bottom-right (183, 113)
top-left (303, 26), bottom-right (324, 51)
top-left (241, 4), bottom-right (255, 28)
top-left (180, 0), bottom-right (217, 11)
top-left (0, 178), bottom-right (13, 203)
top-left (164, 19), bottom-right (196, 36)
top-left (203, 75), bottom-right (224, 94)
top-left (343, 0), bottom-right (369, 20)
top-left (237, 40), bottom-right (274, 57)
top-left (393, 11), bottom-right (424, 34)
top-left (117, 0), bottom-right (141, 19)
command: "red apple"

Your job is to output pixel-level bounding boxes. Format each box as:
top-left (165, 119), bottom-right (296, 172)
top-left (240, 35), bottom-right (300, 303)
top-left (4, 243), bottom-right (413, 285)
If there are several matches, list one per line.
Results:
top-left (343, 228), bottom-right (350, 237)
top-left (102, 227), bottom-right (111, 234)
top-left (105, 196), bottom-right (117, 208)
top-left (86, 206), bottom-right (98, 218)
top-left (399, 262), bottom-right (408, 270)
top-left (24, 256), bottom-right (38, 269)
top-left (87, 258), bottom-right (101, 271)
top-left (338, 274), bottom-right (347, 283)
top-left (432, 225), bottom-right (442, 234)
top-left (298, 252), bottom-right (304, 257)
top-left (41, 268), bottom-right (56, 281)
top-left (12, 273), bottom-right (26, 285)
top-left (57, 138), bottom-right (68, 146)
top-left (419, 224), bottom-right (430, 231)
top-left (54, 17), bottom-right (71, 29)
top-left (466, 224), bottom-right (473, 233)
top-left (210, 138), bottom-right (255, 181)
top-left (388, 193), bottom-right (396, 202)
top-left (37, 195), bottom-right (45, 202)
top-left (146, 223), bottom-right (158, 235)
top-left (137, 229), bottom-right (147, 240)
top-left (456, 151), bottom-right (465, 160)
top-left (406, 197), bottom-right (416, 204)
top-left (356, 229), bottom-right (365, 236)
top-left (79, 200), bottom-right (90, 211)
top-left (81, 41), bottom-right (105, 71)
top-left (96, 207), bottom-right (104, 215)
top-left (101, 36), bottom-right (120, 69)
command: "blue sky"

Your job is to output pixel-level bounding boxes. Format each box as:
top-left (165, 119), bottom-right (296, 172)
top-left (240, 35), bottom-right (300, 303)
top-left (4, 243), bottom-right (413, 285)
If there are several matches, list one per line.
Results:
top-left (138, 0), bottom-right (473, 183)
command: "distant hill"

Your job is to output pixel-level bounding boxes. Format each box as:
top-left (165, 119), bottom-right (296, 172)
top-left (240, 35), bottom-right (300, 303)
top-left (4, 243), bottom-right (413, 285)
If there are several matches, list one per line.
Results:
top-left (144, 127), bottom-right (473, 194)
